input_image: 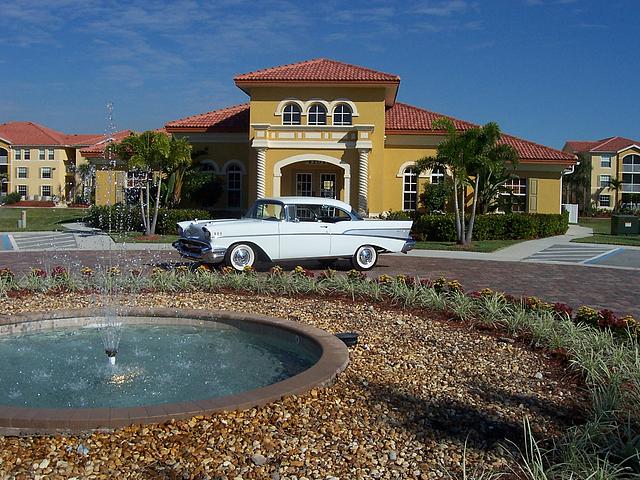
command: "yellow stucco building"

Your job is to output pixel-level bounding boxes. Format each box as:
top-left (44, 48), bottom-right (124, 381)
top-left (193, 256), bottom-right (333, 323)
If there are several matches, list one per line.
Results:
top-left (564, 137), bottom-right (640, 210)
top-left (0, 121), bottom-right (112, 202)
top-left (163, 58), bottom-right (576, 216)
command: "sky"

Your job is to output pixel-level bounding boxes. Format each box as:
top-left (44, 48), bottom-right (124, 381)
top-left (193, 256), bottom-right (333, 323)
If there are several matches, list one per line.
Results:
top-left (0, 0), bottom-right (637, 150)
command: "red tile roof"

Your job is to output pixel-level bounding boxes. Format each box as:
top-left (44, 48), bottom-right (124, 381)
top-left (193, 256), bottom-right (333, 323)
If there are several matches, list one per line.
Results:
top-left (0, 121), bottom-right (101, 146)
top-left (565, 137), bottom-right (640, 154)
top-left (385, 102), bottom-right (477, 132)
top-left (564, 140), bottom-right (603, 154)
top-left (385, 102), bottom-right (574, 163)
top-left (79, 130), bottom-right (134, 158)
top-left (165, 103), bottom-right (250, 132)
top-left (164, 101), bottom-right (573, 163)
top-left (589, 136), bottom-right (640, 152)
top-left (234, 58), bottom-right (400, 83)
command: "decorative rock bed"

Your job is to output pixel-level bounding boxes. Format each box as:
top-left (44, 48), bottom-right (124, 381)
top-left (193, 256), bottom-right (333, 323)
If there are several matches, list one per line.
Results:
top-left (0, 292), bottom-right (586, 478)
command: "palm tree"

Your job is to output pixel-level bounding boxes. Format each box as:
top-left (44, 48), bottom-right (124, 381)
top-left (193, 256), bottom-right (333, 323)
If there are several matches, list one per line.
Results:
top-left (417, 119), bottom-right (518, 244)
top-left (608, 178), bottom-right (623, 213)
top-left (76, 163), bottom-right (95, 203)
top-left (113, 131), bottom-right (192, 235)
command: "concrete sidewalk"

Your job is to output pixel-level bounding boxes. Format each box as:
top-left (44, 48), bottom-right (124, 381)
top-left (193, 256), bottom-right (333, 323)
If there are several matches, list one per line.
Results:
top-left (2, 223), bottom-right (174, 252)
top-left (399, 224), bottom-right (640, 270)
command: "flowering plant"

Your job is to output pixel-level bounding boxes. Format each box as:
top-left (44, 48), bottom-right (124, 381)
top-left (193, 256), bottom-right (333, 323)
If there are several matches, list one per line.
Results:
top-left (0, 267), bottom-right (14, 281)
top-left (51, 266), bottom-right (69, 279)
top-left (30, 268), bottom-right (47, 278)
top-left (80, 266), bottom-right (94, 277)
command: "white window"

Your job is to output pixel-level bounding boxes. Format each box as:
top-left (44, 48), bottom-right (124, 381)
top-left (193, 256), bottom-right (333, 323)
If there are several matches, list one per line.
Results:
top-left (17, 185), bottom-right (27, 196)
top-left (41, 185), bottom-right (52, 197)
top-left (14, 149), bottom-right (21, 160)
top-left (296, 173), bottom-right (313, 196)
top-left (24, 149), bottom-right (30, 160)
top-left (501, 177), bottom-right (527, 212)
top-left (39, 148), bottom-right (45, 160)
top-left (599, 194), bottom-right (610, 207)
top-left (333, 104), bottom-right (352, 126)
top-left (41, 167), bottom-right (52, 179)
top-left (17, 167), bottom-right (28, 179)
top-left (599, 175), bottom-right (611, 188)
top-left (431, 166), bottom-right (445, 184)
top-left (307, 104), bottom-right (327, 126)
top-left (600, 155), bottom-right (612, 168)
top-left (282, 103), bottom-right (301, 125)
top-left (402, 167), bottom-right (418, 211)
top-left (48, 149), bottom-right (54, 160)
top-left (226, 164), bottom-right (242, 209)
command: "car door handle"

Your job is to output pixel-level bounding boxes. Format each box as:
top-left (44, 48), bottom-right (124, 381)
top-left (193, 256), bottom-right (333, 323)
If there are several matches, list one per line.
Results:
top-left (319, 225), bottom-right (329, 228)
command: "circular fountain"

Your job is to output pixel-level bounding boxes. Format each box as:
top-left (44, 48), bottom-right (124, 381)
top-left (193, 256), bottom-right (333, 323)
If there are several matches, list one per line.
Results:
top-left (0, 307), bottom-right (349, 434)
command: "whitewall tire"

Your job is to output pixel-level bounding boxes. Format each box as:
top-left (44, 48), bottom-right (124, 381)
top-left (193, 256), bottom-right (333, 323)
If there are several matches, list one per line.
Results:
top-left (352, 245), bottom-right (378, 271)
top-left (226, 243), bottom-right (257, 271)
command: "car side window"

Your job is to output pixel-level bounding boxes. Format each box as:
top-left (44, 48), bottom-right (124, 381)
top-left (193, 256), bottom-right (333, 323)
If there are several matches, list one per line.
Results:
top-left (319, 205), bottom-right (352, 223)
top-left (290, 204), bottom-right (321, 222)
top-left (256, 202), bottom-right (284, 221)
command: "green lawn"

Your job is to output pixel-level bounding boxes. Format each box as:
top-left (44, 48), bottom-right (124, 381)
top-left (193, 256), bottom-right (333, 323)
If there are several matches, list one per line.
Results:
top-left (0, 207), bottom-right (87, 231)
top-left (110, 232), bottom-right (179, 244)
top-left (573, 217), bottom-right (640, 246)
top-left (414, 239), bottom-right (523, 252)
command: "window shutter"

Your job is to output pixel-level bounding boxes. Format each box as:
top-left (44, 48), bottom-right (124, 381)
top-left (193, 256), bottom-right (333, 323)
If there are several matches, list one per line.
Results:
top-left (528, 179), bottom-right (538, 213)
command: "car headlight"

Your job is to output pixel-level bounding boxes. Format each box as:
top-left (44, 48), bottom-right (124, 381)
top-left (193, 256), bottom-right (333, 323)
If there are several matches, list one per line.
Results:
top-left (202, 227), bottom-right (211, 241)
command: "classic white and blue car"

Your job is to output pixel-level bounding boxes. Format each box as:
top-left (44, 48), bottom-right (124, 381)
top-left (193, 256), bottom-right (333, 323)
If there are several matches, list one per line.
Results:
top-left (172, 197), bottom-right (415, 271)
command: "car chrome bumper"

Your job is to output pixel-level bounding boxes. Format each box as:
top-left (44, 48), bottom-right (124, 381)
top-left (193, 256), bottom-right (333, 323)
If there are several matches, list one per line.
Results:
top-left (401, 239), bottom-right (416, 253)
top-left (172, 238), bottom-right (226, 263)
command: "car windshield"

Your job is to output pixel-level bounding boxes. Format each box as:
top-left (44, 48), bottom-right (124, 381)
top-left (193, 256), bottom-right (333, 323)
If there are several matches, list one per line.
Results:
top-left (245, 201), bottom-right (284, 221)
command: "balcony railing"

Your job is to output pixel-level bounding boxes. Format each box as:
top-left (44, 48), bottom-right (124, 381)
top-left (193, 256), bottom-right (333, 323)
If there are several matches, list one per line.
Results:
top-left (0, 156), bottom-right (7, 165)
top-left (622, 183), bottom-right (640, 193)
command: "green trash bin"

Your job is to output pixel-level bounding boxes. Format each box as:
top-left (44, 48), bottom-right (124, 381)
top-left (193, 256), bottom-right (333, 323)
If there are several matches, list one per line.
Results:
top-left (611, 215), bottom-right (640, 235)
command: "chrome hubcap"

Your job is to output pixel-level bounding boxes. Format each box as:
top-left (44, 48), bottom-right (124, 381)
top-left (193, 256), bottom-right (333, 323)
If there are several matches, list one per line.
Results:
top-left (232, 248), bottom-right (251, 267)
top-left (358, 248), bottom-right (374, 266)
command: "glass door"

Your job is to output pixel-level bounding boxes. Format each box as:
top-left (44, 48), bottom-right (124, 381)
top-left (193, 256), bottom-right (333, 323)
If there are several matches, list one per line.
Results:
top-left (320, 173), bottom-right (336, 199)
top-left (296, 173), bottom-right (313, 196)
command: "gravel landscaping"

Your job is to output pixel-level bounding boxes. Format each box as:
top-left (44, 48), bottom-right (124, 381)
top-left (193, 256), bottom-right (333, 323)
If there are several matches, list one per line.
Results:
top-left (0, 291), bottom-right (587, 479)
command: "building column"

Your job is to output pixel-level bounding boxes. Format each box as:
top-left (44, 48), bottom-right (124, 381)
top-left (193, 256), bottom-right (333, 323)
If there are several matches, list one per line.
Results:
top-left (255, 147), bottom-right (267, 199)
top-left (357, 148), bottom-right (370, 215)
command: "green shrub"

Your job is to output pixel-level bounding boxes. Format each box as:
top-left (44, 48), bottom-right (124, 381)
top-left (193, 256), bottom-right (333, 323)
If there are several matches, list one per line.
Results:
top-left (155, 208), bottom-right (211, 235)
top-left (3, 192), bottom-right (22, 204)
top-left (86, 204), bottom-right (212, 235)
top-left (419, 182), bottom-right (452, 213)
top-left (383, 210), bottom-right (413, 220)
top-left (412, 211), bottom-right (569, 241)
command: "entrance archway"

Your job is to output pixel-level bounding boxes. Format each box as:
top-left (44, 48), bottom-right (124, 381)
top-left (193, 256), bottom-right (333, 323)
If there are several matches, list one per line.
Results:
top-left (273, 154), bottom-right (351, 204)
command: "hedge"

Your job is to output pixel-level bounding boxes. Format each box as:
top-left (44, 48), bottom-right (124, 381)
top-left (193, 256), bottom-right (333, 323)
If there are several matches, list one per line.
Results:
top-left (86, 205), bottom-right (212, 235)
top-left (411, 212), bottom-right (569, 241)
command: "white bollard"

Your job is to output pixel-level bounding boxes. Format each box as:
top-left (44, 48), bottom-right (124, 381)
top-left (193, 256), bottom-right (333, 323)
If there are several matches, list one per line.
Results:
top-left (20, 210), bottom-right (26, 229)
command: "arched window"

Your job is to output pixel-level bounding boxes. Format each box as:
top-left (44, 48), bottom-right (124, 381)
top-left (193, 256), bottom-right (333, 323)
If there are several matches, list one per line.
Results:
top-left (333, 104), bottom-right (352, 126)
top-left (282, 103), bottom-right (301, 125)
top-left (431, 166), bottom-right (445, 184)
top-left (307, 104), bottom-right (327, 126)
top-left (403, 167), bottom-right (418, 211)
top-left (227, 163), bottom-right (243, 208)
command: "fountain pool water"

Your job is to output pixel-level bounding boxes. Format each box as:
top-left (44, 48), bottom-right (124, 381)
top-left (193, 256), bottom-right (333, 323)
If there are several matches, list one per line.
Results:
top-left (0, 308), bottom-right (349, 434)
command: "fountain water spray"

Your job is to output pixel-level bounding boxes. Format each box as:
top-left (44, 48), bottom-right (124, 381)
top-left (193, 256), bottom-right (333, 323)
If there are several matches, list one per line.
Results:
top-left (98, 317), bottom-right (122, 366)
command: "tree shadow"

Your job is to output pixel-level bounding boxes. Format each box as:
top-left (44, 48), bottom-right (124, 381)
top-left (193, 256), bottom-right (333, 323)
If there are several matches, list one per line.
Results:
top-left (363, 379), bottom-right (583, 451)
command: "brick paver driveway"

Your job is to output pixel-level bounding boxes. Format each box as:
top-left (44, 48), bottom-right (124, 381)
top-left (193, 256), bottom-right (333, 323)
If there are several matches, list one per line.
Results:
top-left (0, 251), bottom-right (637, 318)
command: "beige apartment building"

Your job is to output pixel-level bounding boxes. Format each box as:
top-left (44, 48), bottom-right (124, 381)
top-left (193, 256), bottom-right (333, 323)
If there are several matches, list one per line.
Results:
top-left (564, 136), bottom-right (640, 210)
top-left (0, 122), bottom-right (111, 202)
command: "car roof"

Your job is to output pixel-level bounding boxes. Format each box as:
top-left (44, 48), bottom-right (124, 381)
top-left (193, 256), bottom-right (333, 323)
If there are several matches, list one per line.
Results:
top-left (260, 196), bottom-right (353, 209)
